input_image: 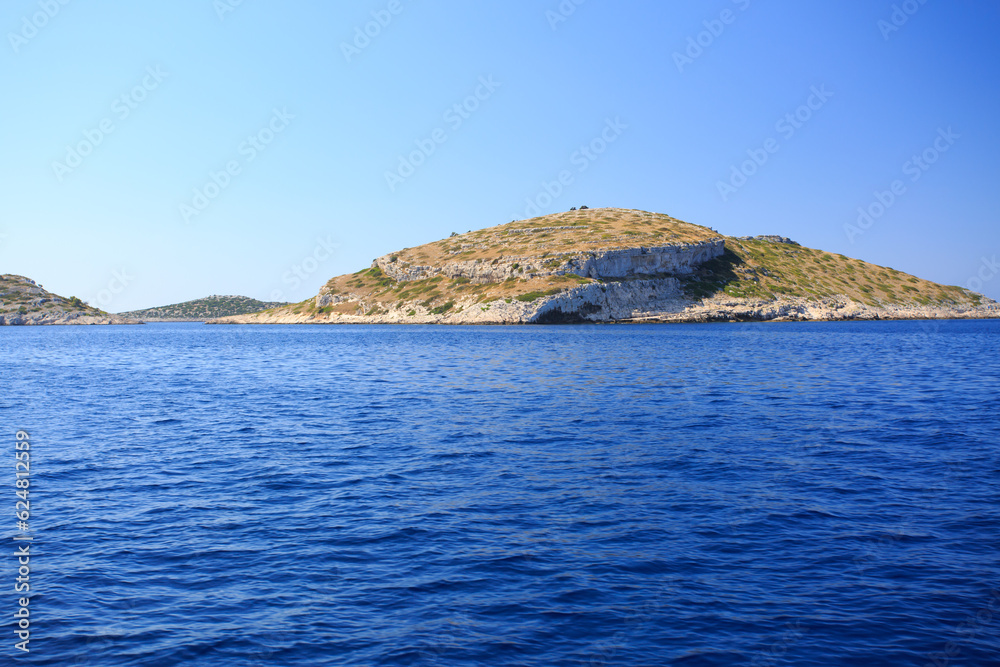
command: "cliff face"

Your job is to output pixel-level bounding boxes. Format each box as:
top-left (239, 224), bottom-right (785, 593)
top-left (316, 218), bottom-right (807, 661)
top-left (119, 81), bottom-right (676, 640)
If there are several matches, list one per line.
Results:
top-left (372, 239), bottom-right (725, 284)
top-left (573, 241), bottom-right (724, 279)
top-left (210, 208), bottom-right (998, 326)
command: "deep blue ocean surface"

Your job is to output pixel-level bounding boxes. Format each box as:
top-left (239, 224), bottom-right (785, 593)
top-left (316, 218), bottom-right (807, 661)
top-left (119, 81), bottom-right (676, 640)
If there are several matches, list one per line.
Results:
top-left (1, 320), bottom-right (999, 666)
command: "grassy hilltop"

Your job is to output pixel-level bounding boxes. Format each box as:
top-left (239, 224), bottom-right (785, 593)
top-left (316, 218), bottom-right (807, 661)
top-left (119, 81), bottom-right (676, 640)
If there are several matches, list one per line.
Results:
top-left (217, 208), bottom-right (993, 324)
top-left (302, 208), bottom-right (717, 318)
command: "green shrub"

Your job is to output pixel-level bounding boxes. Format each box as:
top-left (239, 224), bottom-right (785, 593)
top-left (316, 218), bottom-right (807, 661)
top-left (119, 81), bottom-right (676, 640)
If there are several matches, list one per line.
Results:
top-left (515, 288), bottom-right (562, 302)
top-left (431, 301), bottom-right (454, 314)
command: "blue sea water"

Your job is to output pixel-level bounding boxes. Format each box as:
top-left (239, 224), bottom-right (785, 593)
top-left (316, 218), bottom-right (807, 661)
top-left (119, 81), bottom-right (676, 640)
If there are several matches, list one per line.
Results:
top-left (1, 320), bottom-right (999, 666)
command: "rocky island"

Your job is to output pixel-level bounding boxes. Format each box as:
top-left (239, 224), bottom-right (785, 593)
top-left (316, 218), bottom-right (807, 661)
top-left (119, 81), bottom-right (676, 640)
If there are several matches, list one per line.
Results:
top-left (119, 295), bottom-right (290, 322)
top-left (212, 208), bottom-right (998, 325)
top-left (0, 274), bottom-right (136, 325)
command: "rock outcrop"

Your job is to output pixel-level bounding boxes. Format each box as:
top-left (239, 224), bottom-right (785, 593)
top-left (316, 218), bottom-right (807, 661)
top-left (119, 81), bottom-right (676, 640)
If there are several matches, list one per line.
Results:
top-left (371, 239), bottom-right (725, 285)
top-left (221, 283), bottom-right (998, 326)
top-left (737, 235), bottom-right (798, 245)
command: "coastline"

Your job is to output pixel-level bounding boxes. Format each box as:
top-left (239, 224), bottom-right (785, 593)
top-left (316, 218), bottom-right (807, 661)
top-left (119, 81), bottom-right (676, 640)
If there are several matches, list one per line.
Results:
top-left (208, 295), bottom-right (999, 326)
top-left (0, 313), bottom-right (141, 326)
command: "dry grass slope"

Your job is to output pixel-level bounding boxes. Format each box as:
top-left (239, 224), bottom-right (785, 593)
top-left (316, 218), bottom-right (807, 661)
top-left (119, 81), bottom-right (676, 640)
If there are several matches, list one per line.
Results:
top-left (685, 239), bottom-right (982, 308)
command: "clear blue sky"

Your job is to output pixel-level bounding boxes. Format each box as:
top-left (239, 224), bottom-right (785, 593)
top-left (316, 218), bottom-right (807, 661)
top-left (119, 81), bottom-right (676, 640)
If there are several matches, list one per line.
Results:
top-left (2, 0), bottom-right (998, 310)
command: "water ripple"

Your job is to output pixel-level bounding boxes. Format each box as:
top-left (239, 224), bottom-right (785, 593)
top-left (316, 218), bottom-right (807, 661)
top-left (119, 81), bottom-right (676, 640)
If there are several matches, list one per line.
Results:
top-left (1, 321), bottom-right (998, 665)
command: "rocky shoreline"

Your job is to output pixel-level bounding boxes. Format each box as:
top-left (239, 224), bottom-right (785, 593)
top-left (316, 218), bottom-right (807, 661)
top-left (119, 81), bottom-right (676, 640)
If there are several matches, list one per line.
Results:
top-left (212, 287), bottom-right (999, 326)
top-left (0, 312), bottom-right (138, 325)
top-left (119, 318), bottom-right (203, 323)
top-left (629, 295), bottom-right (1000, 323)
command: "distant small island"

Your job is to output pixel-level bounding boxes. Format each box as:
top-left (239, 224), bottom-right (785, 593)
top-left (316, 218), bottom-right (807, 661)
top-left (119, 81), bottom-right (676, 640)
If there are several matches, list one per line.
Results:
top-left (119, 295), bottom-right (290, 322)
top-left (213, 208), bottom-right (998, 325)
